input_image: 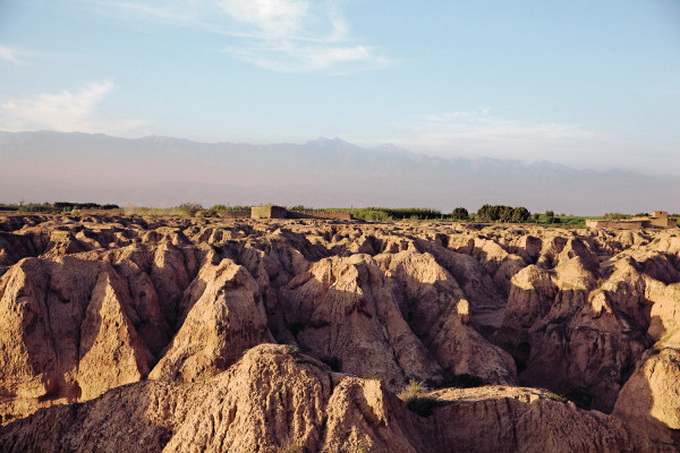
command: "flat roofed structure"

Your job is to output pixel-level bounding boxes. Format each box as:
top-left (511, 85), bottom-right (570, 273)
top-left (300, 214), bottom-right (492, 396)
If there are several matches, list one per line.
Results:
top-left (250, 205), bottom-right (353, 221)
top-left (251, 205), bottom-right (288, 219)
top-left (586, 211), bottom-right (675, 229)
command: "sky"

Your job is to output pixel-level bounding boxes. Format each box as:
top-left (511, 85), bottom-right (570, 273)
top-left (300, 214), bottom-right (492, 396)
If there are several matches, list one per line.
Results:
top-left (1, 0), bottom-right (679, 175)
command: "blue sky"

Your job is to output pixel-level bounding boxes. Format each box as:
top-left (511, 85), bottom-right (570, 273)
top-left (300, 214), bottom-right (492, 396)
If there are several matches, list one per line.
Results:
top-left (1, 0), bottom-right (679, 174)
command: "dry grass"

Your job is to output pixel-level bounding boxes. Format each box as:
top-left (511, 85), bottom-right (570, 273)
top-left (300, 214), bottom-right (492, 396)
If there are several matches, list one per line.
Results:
top-left (398, 380), bottom-right (441, 417)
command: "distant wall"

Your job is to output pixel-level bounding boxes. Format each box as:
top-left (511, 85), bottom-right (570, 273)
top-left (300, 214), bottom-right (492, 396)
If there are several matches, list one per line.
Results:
top-left (288, 211), bottom-right (353, 221)
top-left (250, 206), bottom-right (353, 221)
top-left (219, 211), bottom-right (250, 219)
top-left (586, 220), bottom-right (645, 229)
top-left (587, 211), bottom-right (675, 229)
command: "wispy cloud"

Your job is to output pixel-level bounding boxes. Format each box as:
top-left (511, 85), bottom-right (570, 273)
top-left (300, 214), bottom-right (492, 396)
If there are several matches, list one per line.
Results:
top-left (218, 0), bottom-right (387, 72)
top-left (377, 109), bottom-right (627, 167)
top-left (416, 109), bottom-right (596, 144)
top-left (218, 0), bottom-right (308, 38)
top-left (224, 40), bottom-right (386, 73)
top-left (0, 81), bottom-right (146, 133)
top-left (89, 0), bottom-right (388, 73)
top-left (0, 44), bottom-right (21, 63)
top-left (93, 1), bottom-right (200, 24)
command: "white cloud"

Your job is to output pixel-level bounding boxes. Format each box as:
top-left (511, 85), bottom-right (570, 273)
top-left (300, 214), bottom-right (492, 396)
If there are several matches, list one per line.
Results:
top-left (1, 81), bottom-right (146, 133)
top-left (89, 0), bottom-right (387, 73)
top-left (218, 0), bottom-right (309, 37)
top-left (218, 0), bottom-right (387, 72)
top-left (225, 41), bottom-right (386, 73)
top-left (0, 45), bottom-right (20, 63)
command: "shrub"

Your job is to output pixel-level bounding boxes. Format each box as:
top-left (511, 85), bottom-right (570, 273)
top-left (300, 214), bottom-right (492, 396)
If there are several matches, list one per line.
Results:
top-left (511, 207), bottom-right (531, 223)
top-left (283, 344), bottom-right (299, 355)
top-left (404, 380), bottom-right (427, 394)
top-left (603, 212), bottom-right (630, 220)
top-left (450, 207), bottom-right (469, 221)
top-left (176, 203), bottom-right (203, 216)
top-left (398, 380), bottom-right (442, 416)
top-left (399, 393), bottom-right (441, 417)
top-left (545, 392), bottom-right (568, 403)
top-left (476, 204), bottom-right (531, 223)
top-left (210, 204), bottom-right (251, 212)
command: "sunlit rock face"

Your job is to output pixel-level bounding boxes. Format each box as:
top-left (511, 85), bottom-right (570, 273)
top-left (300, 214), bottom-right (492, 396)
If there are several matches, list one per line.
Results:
top-left (0, 214), bottom-right (679, 451)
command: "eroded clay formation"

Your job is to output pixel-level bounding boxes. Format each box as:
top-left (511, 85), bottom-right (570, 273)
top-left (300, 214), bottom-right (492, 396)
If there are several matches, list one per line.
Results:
top-left (0, 215), bottom-right (678, 452)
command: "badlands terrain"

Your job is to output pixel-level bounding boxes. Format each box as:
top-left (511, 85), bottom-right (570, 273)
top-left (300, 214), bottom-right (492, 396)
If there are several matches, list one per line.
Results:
top-left (0, 214), bottom-right (679, 452)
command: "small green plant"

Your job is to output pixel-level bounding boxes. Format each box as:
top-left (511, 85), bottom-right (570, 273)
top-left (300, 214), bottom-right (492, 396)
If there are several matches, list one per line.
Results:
top-left (398, 380), bottom-right (442, 416)
top-left (545, 392), bottom-right (568, 403)
top-left (283, 344), bottom-right (299, 355)
top-left (403, 380), bottom-right (427, 394)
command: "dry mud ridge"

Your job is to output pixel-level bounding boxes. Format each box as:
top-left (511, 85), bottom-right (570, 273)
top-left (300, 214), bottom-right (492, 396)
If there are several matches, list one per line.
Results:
top-left (0, 214), bottom-right (679, 452)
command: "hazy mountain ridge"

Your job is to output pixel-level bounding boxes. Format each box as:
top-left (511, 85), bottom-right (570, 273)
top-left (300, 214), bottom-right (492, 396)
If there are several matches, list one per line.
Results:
top-left (1, 130), bottom-right (677, 214)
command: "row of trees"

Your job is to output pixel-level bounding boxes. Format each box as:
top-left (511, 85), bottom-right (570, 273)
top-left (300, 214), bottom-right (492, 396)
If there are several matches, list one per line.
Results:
top-left (475, 204), bottom-right (531, 222)
top-left (0, 202), bottom-right (120, 213)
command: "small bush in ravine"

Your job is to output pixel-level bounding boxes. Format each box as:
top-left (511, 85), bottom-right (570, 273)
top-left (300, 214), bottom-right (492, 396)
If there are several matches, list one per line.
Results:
top-left (398, 380), bottom-right (443, 417)
top-left (400, 392), bottom-right (441, 417)
top-left (404, 380), bottom-right (427, 394)
top-left (545, 392), bottom-right (568, 403)
top-left (283, 344), bottom-right (299, 355)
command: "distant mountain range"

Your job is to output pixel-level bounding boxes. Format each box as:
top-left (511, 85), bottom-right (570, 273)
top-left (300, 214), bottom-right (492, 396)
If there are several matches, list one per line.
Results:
top-left (1, 130), bottom-right (678, 215)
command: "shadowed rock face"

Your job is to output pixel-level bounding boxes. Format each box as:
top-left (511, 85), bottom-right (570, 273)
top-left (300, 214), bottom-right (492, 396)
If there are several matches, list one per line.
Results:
top-left (0, 214), bottom-right (679, 451)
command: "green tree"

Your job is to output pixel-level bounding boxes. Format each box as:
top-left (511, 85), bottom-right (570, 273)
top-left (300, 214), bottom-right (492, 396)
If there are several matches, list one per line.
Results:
top-left (476, 204), bottom-right (496, 222)
top-left (511, 207), bottom-right (531, 223)
top-left (450, 207), bottom-right (469, 221)
top-left (603, 212), bottom-right (630, 220)
top-left (498, 205), bottom-right (514, 222)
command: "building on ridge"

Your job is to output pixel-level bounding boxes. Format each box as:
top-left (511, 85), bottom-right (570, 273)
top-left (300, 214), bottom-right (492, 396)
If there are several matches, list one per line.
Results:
top-left (586, 211), bottom-right (676, 229)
